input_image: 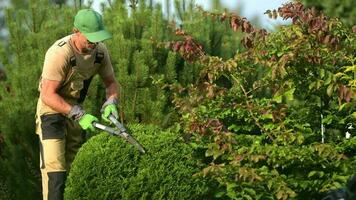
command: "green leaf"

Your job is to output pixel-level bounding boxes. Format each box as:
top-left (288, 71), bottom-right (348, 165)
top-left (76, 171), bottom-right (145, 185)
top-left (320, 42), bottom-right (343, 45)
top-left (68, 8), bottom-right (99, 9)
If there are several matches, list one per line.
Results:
top-left (261, 113), bottom-right (273, 120)
top-left (276, 190), bottom-right (284, 200)
top-left (320, 69), bottom-right (325, 78)
top-left (226, 183), bottom-right (238, 199)
top-left (327, 84), bottom-right (334, 96)
top-left (205, 148), bottom-right (214, 157)
top-left (324, 72), bottom-right (332, 85)
top-left (213, 148), bottom-right (223, 160)
top-left (228, 124), bottom-right (239, 131)
top-left (284, 88), bottom-right (295, 101)
top-left (322, 114), bottom-right (333, 124)
top-left (295, 29), bottom-right (303, 38)
top-left (338, 103), bottom-right (348, 111)
top-left (334, 72), bottom-right (345, 78)
top-left (199, 105), bottom-right (207, 113)
top-left (214, 191), bottom-right (226, 198)
top-left (274, 94), bottom-right (282, 103)
top-left (319, 171), bottom-right (325, 177)
top-left (267, 180), bottom-right (274, 190)
top-left (190, 142), bottom-right (199, 149)
top-left (274, 88), bottom-right (296, 103)
top-left (244, 188), bottom-right (256, 197)
top-left (309, 82), bottom-right (316, 89)
top-left (308, 171), bottom-right (317, 178)
top-left (344, 65), bottom-right (356, 72)
top-left (352, 112), bottom-right (356, 119)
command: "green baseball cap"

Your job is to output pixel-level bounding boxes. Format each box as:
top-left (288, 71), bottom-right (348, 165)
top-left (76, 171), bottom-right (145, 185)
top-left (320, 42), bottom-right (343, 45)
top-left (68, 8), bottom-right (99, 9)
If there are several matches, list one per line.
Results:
top-left (74, 9), bottom-right (112, 42)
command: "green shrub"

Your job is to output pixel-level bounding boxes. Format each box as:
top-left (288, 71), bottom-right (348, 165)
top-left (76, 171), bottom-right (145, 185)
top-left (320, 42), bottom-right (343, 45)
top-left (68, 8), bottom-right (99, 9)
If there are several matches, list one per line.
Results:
top-left (169, 2), bottom-right (355, 199)
top-left (65, 124), bottom-right (215, 200)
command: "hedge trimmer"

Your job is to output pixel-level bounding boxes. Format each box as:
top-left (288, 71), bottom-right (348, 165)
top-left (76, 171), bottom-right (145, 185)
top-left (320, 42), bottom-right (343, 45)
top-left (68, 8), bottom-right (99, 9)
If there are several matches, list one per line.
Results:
top-left (93, 114), bottom-right (146, 154)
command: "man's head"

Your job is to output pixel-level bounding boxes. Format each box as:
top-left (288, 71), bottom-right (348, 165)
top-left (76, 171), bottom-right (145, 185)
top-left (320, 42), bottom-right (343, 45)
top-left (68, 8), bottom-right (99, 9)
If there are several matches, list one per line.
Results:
top-left (74, 9), bottom-right (112, 43)
top-left (72, 9), bottom-right (112, 53)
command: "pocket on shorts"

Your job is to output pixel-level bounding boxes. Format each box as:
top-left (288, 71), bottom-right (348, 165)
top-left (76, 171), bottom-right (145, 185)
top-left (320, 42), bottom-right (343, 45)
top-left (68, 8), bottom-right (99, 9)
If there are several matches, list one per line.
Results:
top-left (40, 114), bottom-right (66, 140)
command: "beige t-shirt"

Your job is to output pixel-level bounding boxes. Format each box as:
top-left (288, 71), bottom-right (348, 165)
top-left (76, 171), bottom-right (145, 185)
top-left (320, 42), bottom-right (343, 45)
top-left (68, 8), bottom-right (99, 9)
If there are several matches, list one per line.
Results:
top-left (36, 35), bottom-right (114, 116)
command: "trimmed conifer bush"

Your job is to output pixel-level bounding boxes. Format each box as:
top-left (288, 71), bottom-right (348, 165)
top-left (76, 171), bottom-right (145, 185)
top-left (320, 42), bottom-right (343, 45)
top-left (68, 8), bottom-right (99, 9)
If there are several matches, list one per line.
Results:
top-left (64, 124), bottom-right (215, 200)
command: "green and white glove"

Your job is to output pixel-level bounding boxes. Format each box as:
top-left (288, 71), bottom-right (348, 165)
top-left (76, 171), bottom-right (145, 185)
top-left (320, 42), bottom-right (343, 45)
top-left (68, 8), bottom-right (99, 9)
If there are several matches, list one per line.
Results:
top-left (101, 98), bottom-right (119, 122)
top-left (78, 114), bottom-right (99, 131)
top-left (68, 105), bottom-right (99, 131)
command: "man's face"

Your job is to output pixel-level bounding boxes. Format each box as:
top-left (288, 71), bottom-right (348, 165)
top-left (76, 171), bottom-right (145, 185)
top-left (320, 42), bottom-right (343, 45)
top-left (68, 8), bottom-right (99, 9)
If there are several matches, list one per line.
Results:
top-left (76, 31), bottom-right (98, 53)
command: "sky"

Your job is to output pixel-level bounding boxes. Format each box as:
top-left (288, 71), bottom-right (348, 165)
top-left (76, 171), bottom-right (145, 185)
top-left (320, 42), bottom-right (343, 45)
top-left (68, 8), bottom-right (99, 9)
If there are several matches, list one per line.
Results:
top-left (85, 0), bottom-right (292, 30)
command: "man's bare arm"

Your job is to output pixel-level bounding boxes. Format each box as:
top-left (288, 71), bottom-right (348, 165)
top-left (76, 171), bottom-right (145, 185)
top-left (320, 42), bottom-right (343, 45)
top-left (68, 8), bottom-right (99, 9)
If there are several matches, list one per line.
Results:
top-left (102, 74), bottom-right (118, 100)
top-left (40, 78), bottom-right (72, 115)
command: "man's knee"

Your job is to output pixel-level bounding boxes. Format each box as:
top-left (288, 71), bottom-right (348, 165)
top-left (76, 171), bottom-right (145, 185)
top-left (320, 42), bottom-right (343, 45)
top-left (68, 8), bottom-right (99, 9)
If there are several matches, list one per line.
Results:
top-left (47, 171), bottom-right (66, 200)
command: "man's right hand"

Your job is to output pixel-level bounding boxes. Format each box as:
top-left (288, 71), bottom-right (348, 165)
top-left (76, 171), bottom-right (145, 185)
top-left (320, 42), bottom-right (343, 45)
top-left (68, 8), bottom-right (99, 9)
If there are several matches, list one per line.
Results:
top-left (78, 114), bottom-right (99, 131)
top-left (68, 105), bottom-right (98, 131)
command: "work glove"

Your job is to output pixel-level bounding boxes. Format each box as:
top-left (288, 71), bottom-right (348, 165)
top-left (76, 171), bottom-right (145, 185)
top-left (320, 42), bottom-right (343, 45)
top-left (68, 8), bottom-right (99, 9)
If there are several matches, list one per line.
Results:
top-left (68, 105), bottom-right (99, 131)
top-left (101, 98), bottom-right (119, 122)
top-left (78, 114), bottom-right (99, 132)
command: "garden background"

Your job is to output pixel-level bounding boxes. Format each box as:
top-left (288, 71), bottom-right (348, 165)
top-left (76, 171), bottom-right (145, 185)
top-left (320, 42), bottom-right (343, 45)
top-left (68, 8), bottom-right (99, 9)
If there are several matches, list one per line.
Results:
top-left (0, 0), bottom-right (355, 199)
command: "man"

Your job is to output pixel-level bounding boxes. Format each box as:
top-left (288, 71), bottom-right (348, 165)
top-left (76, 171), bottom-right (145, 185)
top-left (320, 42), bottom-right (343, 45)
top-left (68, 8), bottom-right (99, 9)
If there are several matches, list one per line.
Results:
top-left (35, 9), bottom-right (119, 200)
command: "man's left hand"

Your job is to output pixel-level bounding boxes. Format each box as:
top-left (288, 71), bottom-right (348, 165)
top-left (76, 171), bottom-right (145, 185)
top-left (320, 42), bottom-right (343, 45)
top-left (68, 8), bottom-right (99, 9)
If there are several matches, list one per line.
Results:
top-left (101, 98), bottom-right (119, 122)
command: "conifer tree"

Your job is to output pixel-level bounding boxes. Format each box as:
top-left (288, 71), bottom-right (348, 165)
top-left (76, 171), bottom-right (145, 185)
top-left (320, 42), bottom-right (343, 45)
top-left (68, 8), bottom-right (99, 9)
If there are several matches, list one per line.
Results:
top-left (301, 0), bottom-right (356, 26)
top-left (96, 0), bottom-right (243, 124)
top-left (102, 0), bottom-right (176, 124)
top-left (0, 1), bottom-right (76, 198)
top-left (171, 0), bottom-right (245, 85)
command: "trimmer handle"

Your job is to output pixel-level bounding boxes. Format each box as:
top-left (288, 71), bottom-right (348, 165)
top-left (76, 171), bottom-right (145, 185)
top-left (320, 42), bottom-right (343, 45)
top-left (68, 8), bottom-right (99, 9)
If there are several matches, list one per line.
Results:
top-left (108, 114), bottom-right (127, 133)
top-left (92, 122), bottom-right (117, 136)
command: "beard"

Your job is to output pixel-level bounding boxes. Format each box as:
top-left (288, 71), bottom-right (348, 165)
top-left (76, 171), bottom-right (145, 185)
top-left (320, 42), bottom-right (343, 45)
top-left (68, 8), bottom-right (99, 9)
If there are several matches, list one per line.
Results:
top-left (83, 43), bottom-right (98, 53)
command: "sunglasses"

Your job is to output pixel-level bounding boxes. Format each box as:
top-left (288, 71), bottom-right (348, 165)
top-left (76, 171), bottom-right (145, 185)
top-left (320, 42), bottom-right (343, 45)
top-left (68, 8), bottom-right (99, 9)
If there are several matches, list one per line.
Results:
top-left (87, 39), bottom-right (98, 45)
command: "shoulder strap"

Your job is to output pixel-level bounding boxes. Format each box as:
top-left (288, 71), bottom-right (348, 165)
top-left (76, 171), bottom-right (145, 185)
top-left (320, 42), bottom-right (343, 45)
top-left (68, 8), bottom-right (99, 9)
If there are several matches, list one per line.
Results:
top-left (57, 39), bottom-right (76, 68)
top-left (95, 51), bottom-right (104, 64)
top-left (59, 50), bottom-right (76, 90)
top-left (69, 56), bottom-right (76, 68)
top-left (67, 51), bottom-right (104, 68)
top-left (58, 40), bottom-right (66, 47)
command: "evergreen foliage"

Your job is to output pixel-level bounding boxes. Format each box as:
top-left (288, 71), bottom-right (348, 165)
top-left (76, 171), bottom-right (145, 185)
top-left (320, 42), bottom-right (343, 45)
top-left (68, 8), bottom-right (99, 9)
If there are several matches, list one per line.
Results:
top-left (0, 1), bottom-right (76, 199)
top-left (64, 123), bottom-right (216, 199)
top-left (98, 1), bottom-right (176, 124)
top-left (171, 0), bottom-right (244, 85)
top-left (100, 0), bottom-right (242, 123)
top-left (300, 0), bottom-right (356, 27)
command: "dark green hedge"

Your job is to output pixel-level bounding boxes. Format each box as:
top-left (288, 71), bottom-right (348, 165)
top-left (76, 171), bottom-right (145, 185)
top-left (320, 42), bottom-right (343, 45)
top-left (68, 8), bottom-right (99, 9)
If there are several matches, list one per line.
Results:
top-left (64, 124), bottom-right (215, 200)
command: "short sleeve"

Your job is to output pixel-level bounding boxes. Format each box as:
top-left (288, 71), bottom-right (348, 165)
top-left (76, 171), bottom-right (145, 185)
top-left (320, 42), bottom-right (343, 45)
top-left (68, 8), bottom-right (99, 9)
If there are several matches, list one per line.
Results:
top-left (98, 44), bottom-right (114, 78)
top-left (41, 48), bottom-right (68, 82)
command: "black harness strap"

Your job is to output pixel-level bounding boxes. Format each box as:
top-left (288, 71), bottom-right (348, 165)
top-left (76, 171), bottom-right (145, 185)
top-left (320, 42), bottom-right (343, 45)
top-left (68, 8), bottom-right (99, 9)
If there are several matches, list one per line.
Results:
top-left (77, 76), bottom-right (94, 103)
top-left (69, 51), bottom-right (104, 67)
top-left (95, 52), bottom-right (104, 64)
top-left (64, 51), bottom-right (103, 103)
top-left (69, 56), bottom-right (76, 67)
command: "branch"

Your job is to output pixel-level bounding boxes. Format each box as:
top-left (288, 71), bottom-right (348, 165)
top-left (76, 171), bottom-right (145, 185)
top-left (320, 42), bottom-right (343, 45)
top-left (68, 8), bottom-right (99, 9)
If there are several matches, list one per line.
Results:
top-left (231, 75), bottom-right (267, 133)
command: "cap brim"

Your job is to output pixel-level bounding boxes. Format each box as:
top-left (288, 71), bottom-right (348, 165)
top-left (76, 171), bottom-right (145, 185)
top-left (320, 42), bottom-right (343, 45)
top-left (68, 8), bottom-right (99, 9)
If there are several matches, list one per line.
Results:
top-left (84, 29), bottom-right (112, 42)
